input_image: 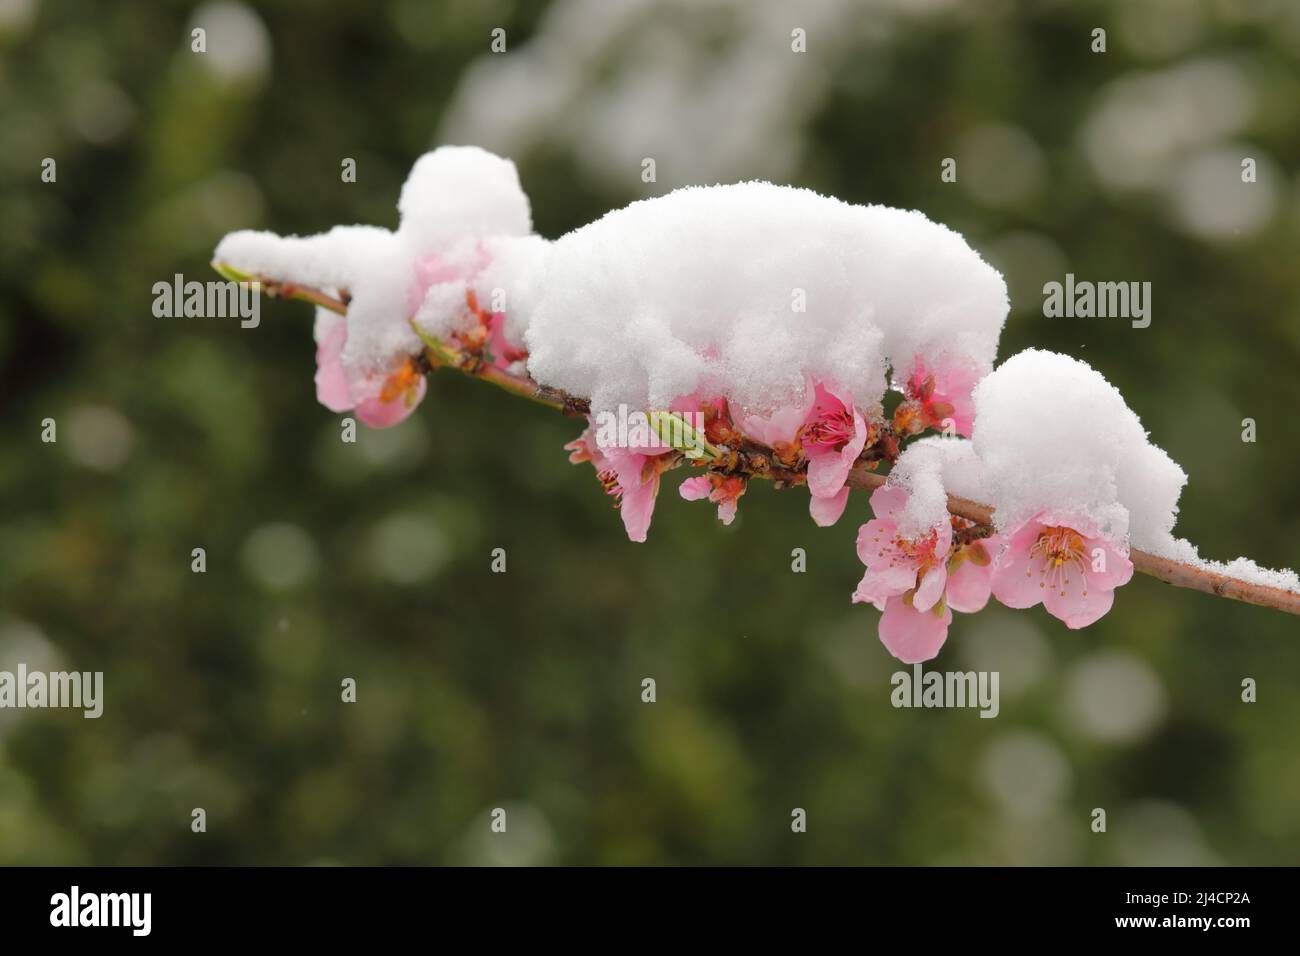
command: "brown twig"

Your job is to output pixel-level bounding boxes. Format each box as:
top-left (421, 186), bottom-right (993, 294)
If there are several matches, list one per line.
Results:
top-left (210, 262), bottom-right (350, 315)
top-left (262, 279), bottom-right (350, 315)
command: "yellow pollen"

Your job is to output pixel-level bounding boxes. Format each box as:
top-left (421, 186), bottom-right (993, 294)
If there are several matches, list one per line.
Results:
top-left (1029, 525), bottom-right (1088, 592)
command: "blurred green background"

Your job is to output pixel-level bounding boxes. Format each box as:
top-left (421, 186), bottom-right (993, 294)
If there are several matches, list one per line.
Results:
top-left (2, 0), bottom-right (1299, 865)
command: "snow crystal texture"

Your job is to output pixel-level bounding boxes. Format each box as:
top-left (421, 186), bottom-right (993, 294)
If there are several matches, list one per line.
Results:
top-left (517, 182), bottom-right (1008, 417)
top-left (888, 436), bottom-right (988, 538)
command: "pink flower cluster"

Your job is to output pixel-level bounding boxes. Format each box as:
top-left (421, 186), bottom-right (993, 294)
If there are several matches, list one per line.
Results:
top-left (894, 357), bottom-right (980, 438)
top-left (737, 382), bottom-right (871, 527)
top-left (566, 377), bottom-right (908, 542)
top-left (853, 486), bottom-right (1134, 662)
top-left (314, 318), bottom-right (427, 429)
top-left (564, 429), bottom-right (678, 543)
top-left (308, 253), bottom-right (1139, 661)
top-left (562, 364), bottom-right (988, 558)
top-left (314, 248), bottom-right (526, 428)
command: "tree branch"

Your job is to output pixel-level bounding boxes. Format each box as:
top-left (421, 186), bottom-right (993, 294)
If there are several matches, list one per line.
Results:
top-left (214, 264), bottom-right (1300, 618)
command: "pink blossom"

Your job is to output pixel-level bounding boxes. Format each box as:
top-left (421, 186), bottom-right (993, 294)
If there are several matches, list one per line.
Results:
top-left (666, 393), bottom-right (752, 526)
top-left (876, 592), bottom-right (954, 665)
top-left (485, 310), bottom-right (529, 369)
top-left (407, 252), bottom-right (480, 311)
top-left (310, 248), bottom-right (527, 429)
top-left (944, 516), bottom-right (1003, 614)
top-left (678, 473), bottom-right (747, 525)
top-left (410, 248), bottom-right (528, 371)
top-left (462, 288), bottom-right (528, 371)
top-left (314, 318), bottom-right (353, 413)
top-left (852, 485), bottom-right (953, 662)
top-left (572, 391), bottom-right (736, 541)
top-left (565, 426), bottom-right (673, 543)
top-left (313, 314), bottom-right (426, 428)
top-left (853, 485), bottom-right (952, 612)
top-left (897, 356), bottom-right (980, 437)
top-left (736, 381), bottom-right (870, 527)
top-left (990, 513), bottom-right (1133, 628)
top-left (852, 485), bottom-right (1005, 663)
top-left (800, 383), bottom-right (870, 506)
top-left (736, 388), bottom-right (814, 449)
top-left (353, 359), bottom-right (427, 428)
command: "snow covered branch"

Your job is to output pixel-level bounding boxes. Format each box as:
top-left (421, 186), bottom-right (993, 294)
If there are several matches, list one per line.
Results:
top-left (210, 146), bottom-right (1300, 664)
top-left (839, 471), bottom-right (1300, 617)
top-left (209, 263), bottom-right (1300, 619)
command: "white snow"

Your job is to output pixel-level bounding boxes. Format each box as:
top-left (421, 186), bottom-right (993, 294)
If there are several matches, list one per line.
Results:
top-left (216, 224), bottom-right (400, 295)
top-left (312, 304), bottom-right (342, 345)
top-left (214, 146), bottom-right (535, 378)
top-left (892, 352), bottom-right (1300, 594)
top-left (971, 349), bottom-right (1186, 550)
top-left (398, 147), bottom-right (533, 247)
top-left (407, 233), bottom-right (551, 345)
top-left (516, 181), bottom-right (1008, 417)
top-left (215, 153), bottom-right (1007, 412)
top-left (214, 149), bottom-right (1299, 596)
top-left (217, 224), bottom-right (417, 373)
top-left (1150, 536), bottom-right (1300, 594)
top-left (469, 234), bottom-right (551, 344)
top-left (886, 436), bottom-right (987, 538)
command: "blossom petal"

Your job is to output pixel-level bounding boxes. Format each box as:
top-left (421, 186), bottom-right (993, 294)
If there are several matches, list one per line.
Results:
top-left (878, 595), bottom-right (951, 664)
top-left (858, 561), bottom-right (919, 601)
top-left (929, 359), bottom-right (980, 436)
top-left (314, 319), bottom-right (353, 413)
top-left (990, 523), bottom-right (1049, 610)
top-left (855, 518), bottom-right (897, 565)
top-left (850, 568), bottom-right (887, 611)
top-left (933, 515), bottom-right (953, 555)
top-left (717, 498), bottom-right (738, 526)
top-left (1080, 536), bottom-right (1135, 591)
top-left (809, 487), bottom-right (850, 527)
top-left (737, 388), bottom-right (814, 446)
top-left (1043, 566), bottom-right (1117, 629)
top-left (805, 407), bottom-right (868, 498)
top-left (945, 549), bottom-right (995, 614)
top-left (618, 475), bottom-right (659, 543)
top-left (354, 376), bottom-right (426, 428)
top-left (913, 563), bottom-right (948, 612)
top-left (678, 476), bottom-right (711, 501)
top-left (867, 485), bottom-right (909, 523)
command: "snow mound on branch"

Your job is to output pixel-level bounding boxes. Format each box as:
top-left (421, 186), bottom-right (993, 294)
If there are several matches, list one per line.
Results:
top-left (517, 181), bottom-right (1008, 416)
top-left (398, 147), bottom-right (532, 245)
top-left (972, 349), bottom-right (1187, 550)
top-left (213, 146), bottom-right (535, 375)
top-left (216, 224), bottom-right (419, 367)
top-left (1156, 539), bottom-right (1300, 593)
top-left (908, 351), bottom-right (1300, 596)
top-left (887, 437), bottom-right (988, 538)
top-left (215, 225), bottom-right (402, 302)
